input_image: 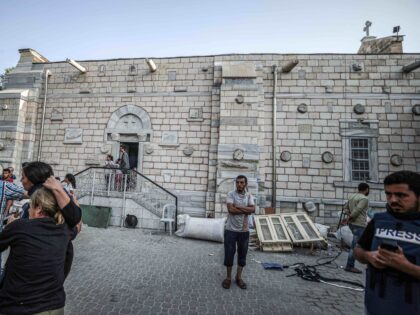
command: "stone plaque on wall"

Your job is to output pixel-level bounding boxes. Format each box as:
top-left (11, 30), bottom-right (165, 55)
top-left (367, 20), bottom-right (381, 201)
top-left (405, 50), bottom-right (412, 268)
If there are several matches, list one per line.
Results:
top-left (161, 132), bottom-right (178, 146)
top-left (50, 109), bottom-right (63, 121)
top-left (64, 128), bottom-right (83, 144)
top-left (187, 108), bottom-right (204, 122)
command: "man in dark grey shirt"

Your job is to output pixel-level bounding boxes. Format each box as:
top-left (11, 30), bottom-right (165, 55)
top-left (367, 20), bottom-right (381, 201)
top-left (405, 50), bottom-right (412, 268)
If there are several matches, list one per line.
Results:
top-left (119, 145), bottom-right (130, 173)
top-left (222, 175), bottom-right (255, 290)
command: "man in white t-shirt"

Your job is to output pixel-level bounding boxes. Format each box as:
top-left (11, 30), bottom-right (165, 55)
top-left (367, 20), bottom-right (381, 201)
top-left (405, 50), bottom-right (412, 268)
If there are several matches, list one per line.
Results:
top-left (222, 175), bottom-right (255, 290)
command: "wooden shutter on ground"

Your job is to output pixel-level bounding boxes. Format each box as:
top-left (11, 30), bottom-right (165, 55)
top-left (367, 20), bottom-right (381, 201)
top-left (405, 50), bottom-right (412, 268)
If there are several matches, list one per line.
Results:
top-left (280, 212), bottom-right (325, 244)
top-left (254, 215), bottom-right (292, 251)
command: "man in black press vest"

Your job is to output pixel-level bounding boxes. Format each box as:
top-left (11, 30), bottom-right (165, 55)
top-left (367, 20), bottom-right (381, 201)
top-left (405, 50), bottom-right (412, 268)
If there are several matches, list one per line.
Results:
top-left (354, 171), bottom-right (420, 315)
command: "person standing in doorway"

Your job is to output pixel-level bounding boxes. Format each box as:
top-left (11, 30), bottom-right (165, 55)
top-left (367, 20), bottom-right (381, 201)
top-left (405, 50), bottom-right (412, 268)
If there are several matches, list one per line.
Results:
top-left (119, 145), bottom-right (130, 173)
top-left (119, 145), bottom-right (130, 190)
top-left (222, 175), bottom-right (255, 290)
top-left (343, 182), bottom-right (370, 273)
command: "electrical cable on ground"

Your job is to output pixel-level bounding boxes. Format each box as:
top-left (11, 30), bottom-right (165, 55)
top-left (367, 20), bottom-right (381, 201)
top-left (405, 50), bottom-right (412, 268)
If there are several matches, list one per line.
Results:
top-left (286, 242), bottom-right (365, 292)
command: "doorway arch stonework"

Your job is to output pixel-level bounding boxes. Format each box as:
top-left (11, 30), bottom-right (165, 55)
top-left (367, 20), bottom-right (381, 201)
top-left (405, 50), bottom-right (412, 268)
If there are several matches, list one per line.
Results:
top-left (104, 105), bottom-right (153, 172)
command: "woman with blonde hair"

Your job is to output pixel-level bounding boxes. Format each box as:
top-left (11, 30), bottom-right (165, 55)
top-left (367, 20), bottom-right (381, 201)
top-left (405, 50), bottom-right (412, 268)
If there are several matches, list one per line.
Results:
top-left (0, 187), bottom-right (76, 315)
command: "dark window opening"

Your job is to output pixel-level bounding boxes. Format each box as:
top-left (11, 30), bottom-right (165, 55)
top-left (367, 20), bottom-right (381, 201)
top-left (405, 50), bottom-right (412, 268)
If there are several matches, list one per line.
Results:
top-left (121, 142), bottom-right (138, 170)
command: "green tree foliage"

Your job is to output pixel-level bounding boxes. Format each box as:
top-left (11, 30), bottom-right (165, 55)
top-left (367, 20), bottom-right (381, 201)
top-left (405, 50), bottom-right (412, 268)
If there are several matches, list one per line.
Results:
top-left (0, 67), bottom-right (14, 90)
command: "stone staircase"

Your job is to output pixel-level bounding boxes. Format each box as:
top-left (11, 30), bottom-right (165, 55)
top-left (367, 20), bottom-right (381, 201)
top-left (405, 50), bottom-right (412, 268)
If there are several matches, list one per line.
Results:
top-left (74, 167), bottom-right (177, 222)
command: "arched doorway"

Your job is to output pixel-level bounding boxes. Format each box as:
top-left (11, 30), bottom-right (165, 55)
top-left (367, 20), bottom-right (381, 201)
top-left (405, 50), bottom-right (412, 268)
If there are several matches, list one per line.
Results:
top-left (104, 105), bottom-right (152, 172)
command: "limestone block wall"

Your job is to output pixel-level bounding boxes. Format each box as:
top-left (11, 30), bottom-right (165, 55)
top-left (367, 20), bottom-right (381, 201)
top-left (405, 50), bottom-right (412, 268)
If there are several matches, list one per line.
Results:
top-left (0, 90), bottom-right (32, 174)
top-left (2, 49), bottom-right (419, 226)
top-left (256, 54), bottom-right (420, 223)
top-left (31, 57), bottom-right (215, 216)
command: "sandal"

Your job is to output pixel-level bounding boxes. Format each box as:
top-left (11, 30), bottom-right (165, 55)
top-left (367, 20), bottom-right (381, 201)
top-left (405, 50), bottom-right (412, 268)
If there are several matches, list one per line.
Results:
top-left (235, 277), bottom-right (247, 290)
top-left (222, 278), bottom-right (231, 289)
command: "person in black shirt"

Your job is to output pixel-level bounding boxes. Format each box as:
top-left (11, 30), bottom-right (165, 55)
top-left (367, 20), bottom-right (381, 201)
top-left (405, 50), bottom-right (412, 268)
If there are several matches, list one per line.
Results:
top-left (0, 187), bottom-right (76, 315)
top-left (20, 162), bottom-right (82, 277)
top-left (354, 171), bottom-right (420, 315)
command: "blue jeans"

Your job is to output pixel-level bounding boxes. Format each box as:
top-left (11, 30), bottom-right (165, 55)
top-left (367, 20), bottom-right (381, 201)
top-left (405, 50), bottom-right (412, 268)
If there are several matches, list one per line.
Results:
top-left (346, 223), bottom-right (365, 269)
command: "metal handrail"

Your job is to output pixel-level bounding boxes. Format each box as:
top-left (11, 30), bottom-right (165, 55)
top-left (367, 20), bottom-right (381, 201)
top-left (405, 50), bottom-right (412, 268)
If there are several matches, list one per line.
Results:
top-left (74, 166), bottom-right (178, 229)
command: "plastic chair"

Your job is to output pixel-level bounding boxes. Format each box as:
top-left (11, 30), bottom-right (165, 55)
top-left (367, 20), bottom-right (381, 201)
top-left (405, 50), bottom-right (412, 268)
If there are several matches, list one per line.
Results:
top-left (161, 204), bottom-right (176, 235)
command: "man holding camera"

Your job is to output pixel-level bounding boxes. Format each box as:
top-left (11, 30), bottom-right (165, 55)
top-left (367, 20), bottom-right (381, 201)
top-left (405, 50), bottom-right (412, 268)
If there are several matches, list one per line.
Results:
top-left (343, 182), bottom-right (370, 273)
top-left (354, 171), bottom-right (420, 315)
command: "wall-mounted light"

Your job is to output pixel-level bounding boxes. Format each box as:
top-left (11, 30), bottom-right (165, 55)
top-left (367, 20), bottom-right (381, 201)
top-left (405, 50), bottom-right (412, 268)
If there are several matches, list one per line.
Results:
top-left (145, 58), bottom-right (157, 72)
top-left (66, 59), bottom-right (87, 73)
top-left (402, 61), bottom-right (420, 73)
top-left (281, 59), bottom-right (299, 73)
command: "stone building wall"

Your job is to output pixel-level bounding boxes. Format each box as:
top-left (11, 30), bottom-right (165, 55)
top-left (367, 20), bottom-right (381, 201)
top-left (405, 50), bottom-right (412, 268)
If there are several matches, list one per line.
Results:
top-left (1, 48), bottom-right (420, 225)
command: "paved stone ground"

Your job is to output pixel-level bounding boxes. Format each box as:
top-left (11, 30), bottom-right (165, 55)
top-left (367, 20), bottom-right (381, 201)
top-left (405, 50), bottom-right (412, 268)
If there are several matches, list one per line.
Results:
top-left (64, 226), bottom-right (366, 315)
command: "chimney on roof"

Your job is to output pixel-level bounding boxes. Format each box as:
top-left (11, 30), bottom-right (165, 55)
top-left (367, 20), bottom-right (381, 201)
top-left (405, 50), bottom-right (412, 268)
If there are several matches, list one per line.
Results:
top-left (18, 48), bottom-right (49, 64)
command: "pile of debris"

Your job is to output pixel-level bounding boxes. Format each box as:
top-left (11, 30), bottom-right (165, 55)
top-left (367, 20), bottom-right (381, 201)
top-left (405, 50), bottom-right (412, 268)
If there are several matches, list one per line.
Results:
top-left (252, 212), bottom-right (327, 252)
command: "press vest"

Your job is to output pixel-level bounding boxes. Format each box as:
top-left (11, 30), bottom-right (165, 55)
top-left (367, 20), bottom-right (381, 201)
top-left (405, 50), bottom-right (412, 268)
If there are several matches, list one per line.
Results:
top-left (365, 211), bottom-right (420, 315)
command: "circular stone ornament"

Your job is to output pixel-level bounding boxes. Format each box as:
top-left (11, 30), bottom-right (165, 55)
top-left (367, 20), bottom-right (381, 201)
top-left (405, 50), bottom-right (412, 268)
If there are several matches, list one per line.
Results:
top-left (145, 146), bottom-right (154, 155)
top-left (321, 151), bottom-right (334, 163)
top-left (280, 151), bottom-right (291, 162)
top-left (412, 104), bottom-right (420, 116)
top-left (233, 149), bottom-right (244, 161)
top-left (235, 95), bottom-right (244, 104)
top-left (353, 104), bottom-right (365, 115)
top-left (100, 145), bottom-right (110, 154)
top-left (390, 154), bottom-right (403, 166)
top-left (183, 146), bottom-right (194, 156)
top-left (297, 103), bottom-right (308, 113)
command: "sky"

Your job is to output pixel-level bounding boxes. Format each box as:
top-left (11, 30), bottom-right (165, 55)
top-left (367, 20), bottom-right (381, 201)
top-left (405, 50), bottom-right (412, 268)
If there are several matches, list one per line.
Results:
top-left (1, 0), bottom-right (419, 72)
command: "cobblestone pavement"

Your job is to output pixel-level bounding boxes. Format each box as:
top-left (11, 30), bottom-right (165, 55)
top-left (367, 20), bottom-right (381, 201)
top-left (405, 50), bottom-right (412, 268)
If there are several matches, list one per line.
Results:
top-left (64, 226), bottom-right (366, 315)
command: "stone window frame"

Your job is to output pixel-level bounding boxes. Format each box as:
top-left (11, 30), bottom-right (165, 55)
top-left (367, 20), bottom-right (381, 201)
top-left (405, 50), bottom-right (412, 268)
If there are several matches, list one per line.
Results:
top-left (340, 119), bottom-right (379, 183)
top-left (350, 138), bottom-right (370, 181)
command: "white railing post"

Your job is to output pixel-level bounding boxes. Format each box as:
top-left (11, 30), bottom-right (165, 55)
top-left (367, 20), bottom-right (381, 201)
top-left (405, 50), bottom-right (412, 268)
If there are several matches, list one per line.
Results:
top-left (107, 171), bottom-right (111, 196)
top-left (90, 170), bottom-right (96, 205)
top-left (120, 174), bottom-right (128, 227)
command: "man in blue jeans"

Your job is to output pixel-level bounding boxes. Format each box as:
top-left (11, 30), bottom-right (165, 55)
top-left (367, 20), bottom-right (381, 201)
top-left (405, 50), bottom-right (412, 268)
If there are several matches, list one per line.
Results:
top-left (222, 175), bottom-right (255, 290)
top-left (343, 182), bottom-right (370, 273)
top-left (0, 179), bottom-right (25, 281)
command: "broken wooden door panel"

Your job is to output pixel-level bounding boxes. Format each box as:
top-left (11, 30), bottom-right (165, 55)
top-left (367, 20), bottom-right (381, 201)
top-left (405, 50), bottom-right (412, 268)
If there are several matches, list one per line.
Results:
top-left (254, 215), bottom-right (292, 243)
top-left (255, 216), bottom-right (275, 242)
top-left (282, 215), bottom-right (305, 241)
top-left (280, 213), bottom-right (324, 243)
top-left (270, 215), bottom-right (290, 241)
